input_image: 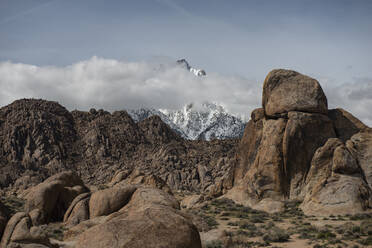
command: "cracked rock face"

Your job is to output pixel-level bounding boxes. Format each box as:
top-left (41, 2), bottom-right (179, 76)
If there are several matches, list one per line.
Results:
top-left (300, 138), bottom-right (371, 216)
top-left (229, 69), bottom-right (372, 215)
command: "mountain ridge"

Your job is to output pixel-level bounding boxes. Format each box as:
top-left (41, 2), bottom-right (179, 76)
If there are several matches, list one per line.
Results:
top-left (127, 102), bottom-right (246, 140)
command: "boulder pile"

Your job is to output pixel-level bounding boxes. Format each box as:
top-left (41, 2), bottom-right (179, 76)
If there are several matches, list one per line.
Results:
top-left (0, 172), bottom-right (202, 248)
top-left (229, 69), bottom-right (372, 215)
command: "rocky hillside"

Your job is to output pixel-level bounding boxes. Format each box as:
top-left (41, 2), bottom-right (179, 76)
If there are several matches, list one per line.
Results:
top-left (0, 100), bottom-right (238, 196)
top-left (128, 102), bottom-right (246, 140)
top-left (0, 69), bottom-right (372, 248)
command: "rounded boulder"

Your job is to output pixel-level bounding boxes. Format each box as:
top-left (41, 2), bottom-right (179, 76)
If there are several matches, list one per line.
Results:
top-left (262, 69), bottom-right (328, 117)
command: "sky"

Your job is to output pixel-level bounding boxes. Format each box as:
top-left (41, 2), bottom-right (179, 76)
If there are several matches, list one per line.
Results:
top-left (0, 0), bottom-right (372, 124)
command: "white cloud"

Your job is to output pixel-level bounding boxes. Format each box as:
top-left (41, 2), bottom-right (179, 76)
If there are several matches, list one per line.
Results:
top-left (0, 56), bottom-right (371, 127)
top-left (322, 77), bottom-right (372, 126)
top-left (0, 56), bottom-right (261, 119)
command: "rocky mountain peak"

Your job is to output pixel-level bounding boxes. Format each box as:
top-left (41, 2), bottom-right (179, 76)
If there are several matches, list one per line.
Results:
top-left (138, 115), bottom-right (182, 144)
top-left (128, 102), bottom-right (245, 141)
top-left (0, 99), bottom-right (77, 187)
top-left (176, 59), bottom-right (206, 76)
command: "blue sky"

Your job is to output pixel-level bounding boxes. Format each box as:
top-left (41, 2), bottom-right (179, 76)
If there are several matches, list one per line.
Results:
top-left (0, 0), bottom-right (372, 124)
top-left (1, 0), bottom-right (371, 81)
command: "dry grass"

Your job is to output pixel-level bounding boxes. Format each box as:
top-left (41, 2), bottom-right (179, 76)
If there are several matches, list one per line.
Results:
top-left (184, 197), bottom-right (372, 248)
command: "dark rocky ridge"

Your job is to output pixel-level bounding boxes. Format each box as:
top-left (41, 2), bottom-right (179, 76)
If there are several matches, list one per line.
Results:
top-left (0, 99), bottom-right (237, 196)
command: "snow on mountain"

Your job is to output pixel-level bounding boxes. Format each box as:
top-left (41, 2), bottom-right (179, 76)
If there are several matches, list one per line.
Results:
top-left (128, 102), bottom-right (246, 140)
top-left (177, 59), bottom-right (206, 76)
top-left (127, 108), bottom-right (187, 138)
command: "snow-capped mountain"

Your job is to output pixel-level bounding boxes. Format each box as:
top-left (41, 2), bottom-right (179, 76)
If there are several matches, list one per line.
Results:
top-left (128, 102), bottom-right (246, 140)
top-left (127, 108), bottom-right (188, 138)
top-left (177, 59), bottom-right (206, 76)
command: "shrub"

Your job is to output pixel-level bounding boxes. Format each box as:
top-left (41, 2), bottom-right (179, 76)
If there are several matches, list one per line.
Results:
top-left (263, 227), bottom-right (290, 242)
top-left (360, 220), bottom-right (372, 235)
top-left (358, 236), bottom-right (372, 246)
top-left (239, 222), bottom-right (256, 231)
top-left (205, 215), bottom-right (219, 228)
top-left (316, 231), bottom-right (336, 240)
top-left (205, 240), bottom-right (223, 248)
top-left (1, 196), bottom-right (25, 214)
top-left (350, 213), bottom-right (372, 220)
top-left (250, 215), bottom-right (265, 223)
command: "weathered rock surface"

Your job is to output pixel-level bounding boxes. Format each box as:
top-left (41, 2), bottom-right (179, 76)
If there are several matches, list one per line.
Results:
top-left (24, 171), bottom-right (89, 225)
top-left (3, 170), bottom-right (201, 247)
top-left (0, 201), bottom-right (10, 240)
top-left (138, 115), bottom-right (183, 144)
top-left (63, 192), bottom-right (91, 227)
top-left (282, 111), bottom-right (336, 199)
top-left (242, 118), bottom-right (287, 201)
top-left (262, 69), bottom-right (328, 117)
top-left (89, 185), bottom-right (137, 218)
top-left (75, 187), bottom-right (201, 248)
top-left (233, 108), bottom-right (264, 185)
top-left (181, 194), bottom-right (205, 209)
top-left (110, 168), bottom-right (172, 194)
top-left (347, 129), bottom-right (372, 189)
top-left (229, 69), bottom-right (372, 215)
top-left (0, 99), bottom-right (77, 189)
top-left (0, 212), bottom-right (55, 248)
top-left (300, 138), bottom-right (371, 215)
top-left (328, 108), bottom-right (368, 142)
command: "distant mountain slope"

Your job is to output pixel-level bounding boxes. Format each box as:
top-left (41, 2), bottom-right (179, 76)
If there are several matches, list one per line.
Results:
top-left (0, 98), bottom-right (238, 196)
top-left (128, 102), bottom-right (246, 140)
top-left (127, 108), bottom-right (188, 138)
top-left (176, 59), bottom-right (206, 76)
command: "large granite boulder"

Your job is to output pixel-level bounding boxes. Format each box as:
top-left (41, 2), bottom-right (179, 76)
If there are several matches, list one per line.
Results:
top-left (75, 187), bottom-right (201, 248)
top-left (63, 192), bottom-right (91, 227)
top-left (24, 171), bottom-right (89, 225)
top-left (300, 138), bottom-right (371, 215)
top-left (233, 108), bottom-right (264, 185)
top-left (282, 111), bottom-right (336, 199)
top-left (110, 168), bottom-right (172, 194)
top-left (0, 201), bottom-right (10, 241)
top-left (89, 185), bottom-right (137, 218)
top-left (228, 69), bottom-right (372, 215)
top-left (0, 212), bottom-right (55, 248)
top-left (262, 69), bottom-right (328, 117)
top-left (242, 118), bottom-right (287, 201)
top-left (328, 108), bottom-right (368, 142)
top-left (346, 129), bottom-right (372, 189)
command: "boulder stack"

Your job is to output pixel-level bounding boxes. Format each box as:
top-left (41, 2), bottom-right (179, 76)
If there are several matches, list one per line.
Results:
top-left (0, 212), bottom-right (56, 248)
top-left (24, 171), bottom-right (89, 225)
top-left (228, 69), bottom-right (372, 215)
top-left (3, 171), bottom-right (202, 248)
top-left (75, 187), bottom-right (201, 248)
